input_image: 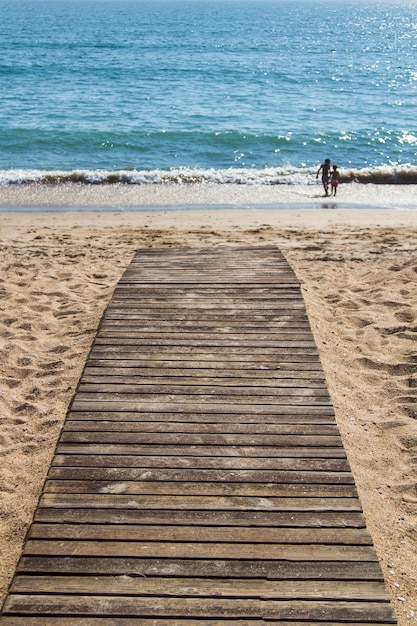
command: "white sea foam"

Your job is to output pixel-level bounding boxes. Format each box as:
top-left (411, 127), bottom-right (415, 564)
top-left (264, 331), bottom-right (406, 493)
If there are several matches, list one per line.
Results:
top-left (1, 165), bottom-right (417, 187)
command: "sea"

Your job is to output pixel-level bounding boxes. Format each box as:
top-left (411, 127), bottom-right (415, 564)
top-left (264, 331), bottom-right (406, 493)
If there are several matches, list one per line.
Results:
top-left (1, 0), bottom-right (417, 187)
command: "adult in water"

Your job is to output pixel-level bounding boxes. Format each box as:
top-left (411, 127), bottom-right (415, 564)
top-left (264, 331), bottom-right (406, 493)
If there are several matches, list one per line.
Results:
top-left (316, 158), bottom-right (331, 196)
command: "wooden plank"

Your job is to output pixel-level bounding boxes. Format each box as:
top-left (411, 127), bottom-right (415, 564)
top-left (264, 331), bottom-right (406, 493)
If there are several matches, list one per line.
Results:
top-left (22, 540), bottom-right (378, 560)
top-left (47, 467), bottom-right (353, 482)
top-left (104, 303), bottom-right (307, 311)
top-left (10, 576), bottom-right (389, 600)
top-left (51, 455), bottom-right (350, 470)
top-left (98, 321), bottom-right (312, 330)
top-left (103, 313), bottom-right (310, 321)
top-left (73, 393), bottom-right (332, 406)
top-left (0, 247), bottom-right (396, 625)
top-left (78, 376), bottom-right (329, 388)
top-left (65, 408), bottom-right (336, 421)
top-left (76, 402), bottom-right (333, 415)
top-left (15, 556), bottom-right (387, 579)
top-left (59, 431), bottom-right (340, 445)
top-left (1, 615), bottom-right (394, 626)
top-left (33, 508), bottom-right (368, 527)
top-left (42, 480), bottom-right (357, 498)
top-left (90, 343), bottom-right (318, 352)
top-left (88, 352), bottom-right (322, 363)
top-left (38, 494), bottom-right (362, 510)
top-left (111, 289), bottom-right (304, 298)
top-left (83, 363), bottom-right (326, 375)
top-left (27, 524), bottom-right (372, 544)
top-left (2, 595), bottom-right (396, 620)
top-left (63, 421), bottom-right (339, 434)
top-left (94, 333), bottom-right (316, 344)
top-left (75, 383), bottom-right (331, 397)
top-left (55, 443), bottom-right (349, 457)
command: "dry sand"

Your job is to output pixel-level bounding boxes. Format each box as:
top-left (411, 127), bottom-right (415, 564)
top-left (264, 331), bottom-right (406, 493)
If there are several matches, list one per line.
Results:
top-left (1, 182), bottom-right (417, 624)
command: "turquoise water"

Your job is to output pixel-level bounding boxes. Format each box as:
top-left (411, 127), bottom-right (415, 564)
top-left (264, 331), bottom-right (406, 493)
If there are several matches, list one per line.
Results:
top-left (1, 0), bottom-right (417, 184)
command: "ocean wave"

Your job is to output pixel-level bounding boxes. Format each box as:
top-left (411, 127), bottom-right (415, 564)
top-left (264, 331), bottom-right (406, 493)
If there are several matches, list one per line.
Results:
top-left (1, 165), bottom-right (417, 187)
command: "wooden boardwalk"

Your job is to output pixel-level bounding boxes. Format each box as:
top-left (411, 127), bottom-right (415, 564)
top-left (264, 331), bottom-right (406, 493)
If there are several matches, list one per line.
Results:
top-left (1, 246), bottom-right (397, 625)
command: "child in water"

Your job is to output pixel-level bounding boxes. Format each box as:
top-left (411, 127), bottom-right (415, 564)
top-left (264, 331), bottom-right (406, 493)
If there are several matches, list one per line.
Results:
top-left (330, 165), bottom-right (340, 196)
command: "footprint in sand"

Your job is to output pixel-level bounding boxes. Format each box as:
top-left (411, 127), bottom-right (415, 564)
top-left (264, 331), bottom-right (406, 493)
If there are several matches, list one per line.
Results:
top-left (324, 294), bottom-right (342, 304)
top-left (44, 290), bottom-right (69, 299)
top-left (351, 317), bottom-right (372, 329)
top-left (29, 305), bottom-right (51, 313)
top-left (377, 325), bottom-right (411, 337)
top-left (395, 310), bottom-right (415, 323)
top-left (13, 402), bottom-right (37, 414)
top-left (38, 418), bottom-right (60, 432)
top-left (358, 358), bottom-right (417, 376)
top-left (2, 318), bottom-right (18, 326)
top-left (382, 300), bottom-right (405, 309)
top-left (36, 361), bottom-right (65, 377)
top-left (379, 420), bottom-right (408, 431)
top-left (398, 483), bottom-right (417, 503)
top-left (53, 310), bottom-right (80, 319)
top-left (17, 357), bottom-right (32, 366)
top-left (48, 345), bottom-right (70, 354)
top-left (17, 323), bottom-right (32, 331)
top-left (26, 387), bottom-right (42, 401)
top-left (400, 436), bottom-right (417, 450)
top-left (339, 300), bottom-right (360, 311)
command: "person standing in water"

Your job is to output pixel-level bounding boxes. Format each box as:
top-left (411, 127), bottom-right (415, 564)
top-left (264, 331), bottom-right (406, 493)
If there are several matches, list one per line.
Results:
top-left (330, 164), bottom-right (340, 196)
top-left (316, 158), bottom-right (331, 196)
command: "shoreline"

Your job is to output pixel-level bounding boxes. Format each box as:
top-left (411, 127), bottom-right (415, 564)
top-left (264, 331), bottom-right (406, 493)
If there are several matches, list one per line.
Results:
top-left (1, 188), bottom-right (417, 624)
top-left (0, 181), bottom-right (416, 212)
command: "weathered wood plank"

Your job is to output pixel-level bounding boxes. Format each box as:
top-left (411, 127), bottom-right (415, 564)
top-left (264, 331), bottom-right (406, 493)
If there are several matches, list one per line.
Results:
top-left (88, 351), bottom-right (322, 362)
top-left (88, 350), bottom-right (322, 363)
top-left (107, 298), bottom-right (304, 304)
top-left (83, 365), bottom-right (326, 378)
top-left (105, 302), bottom-right (307, 311)
top-left (22, 540), bottom-right (378, 561)
top-left (103, 313), bottom-right (310, 322)
top-left (76, 383), bottom-right (330, 397)
top-left (94, 336), bottom-right (317, 347)
top-left (55, 443), bottom-right (348, 457)
top-left (1, 615), bottom-right (395, 626)
top-left (91, 341), bottom-right (318, 352)
top-left (71, 395), bottom-right (334, 414)
top-left (88, 355), bottom-right (322, 367)
top-left (27, 524), bottom-right (372, 545)
top-left (63, 421), bottom-right (339, 434)
top-left (74, 393), bottom-right (332, 406)
top-left (51, 455), bottom-right (349, 470)
top-left (58, 432), bottom-right (340, 446)
top-left (2, 595), bottom-right (396, 620)
top-left (110, 287), bottom-right (301, 294)
top-left (15, 556), bottom-right (387, 579)
top-left (33, 508), bottom-right (367, 527)
top-left (66, 408), bottom-right (336, 421)
top-left (48, 467), bottom-right (353, 483)
top-left (11, 576), bottom-right (389, 600)
top-left (79, 375), bottom-right (329, 389)
top-left (38, 494), bottom-right (362, 510)
top-left (98, 322), bottom-right (312, 331)
top-left (43, 479), bottom-right (357, 498)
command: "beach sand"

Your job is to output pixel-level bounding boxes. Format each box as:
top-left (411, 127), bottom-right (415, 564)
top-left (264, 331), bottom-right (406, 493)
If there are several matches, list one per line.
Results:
top-left (1, 182), bottom-right (417, 624)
